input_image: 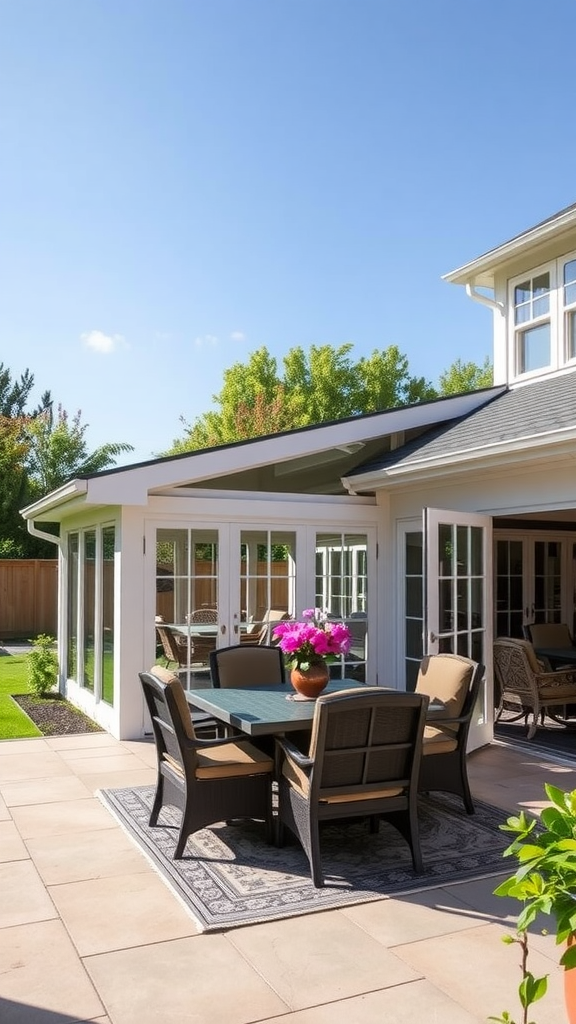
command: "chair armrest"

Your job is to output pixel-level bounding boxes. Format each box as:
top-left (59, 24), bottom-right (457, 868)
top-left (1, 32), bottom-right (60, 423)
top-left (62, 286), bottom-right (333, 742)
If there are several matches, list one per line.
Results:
top-left (275, 736), bottom-right (314, 769)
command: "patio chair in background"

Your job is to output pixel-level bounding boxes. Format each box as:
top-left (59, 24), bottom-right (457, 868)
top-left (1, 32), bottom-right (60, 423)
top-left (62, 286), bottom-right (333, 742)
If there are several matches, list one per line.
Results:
top-left (139, 666), bottom-right (274, 857)
top-left (155, 624), bottom-right (188, 668)
top-left (275, 688), bottom-right (429, 887)
top-left (415, 653), bottom-right (484, 814)
top-left (523, 622), bottom-right (574, 648)
top-left (210, 643), bottom-right (286, 688)
top-left (241, 609), bottom-right (290, 645)
top-left (493, 638), bottom-right (576, 739)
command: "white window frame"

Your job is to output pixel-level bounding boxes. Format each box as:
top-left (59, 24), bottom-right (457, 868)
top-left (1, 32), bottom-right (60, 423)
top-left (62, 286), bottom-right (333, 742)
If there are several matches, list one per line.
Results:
top-left (562, 253), bottom-right (576, 364)
top-left (509, 260), bottom-right (555, 380)
top-left (508, 250), bottom-right (576, 382)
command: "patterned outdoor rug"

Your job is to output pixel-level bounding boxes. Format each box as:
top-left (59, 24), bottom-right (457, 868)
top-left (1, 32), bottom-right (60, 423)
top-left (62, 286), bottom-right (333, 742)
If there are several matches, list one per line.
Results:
top-left (99, 785), bottom-right (510, 932)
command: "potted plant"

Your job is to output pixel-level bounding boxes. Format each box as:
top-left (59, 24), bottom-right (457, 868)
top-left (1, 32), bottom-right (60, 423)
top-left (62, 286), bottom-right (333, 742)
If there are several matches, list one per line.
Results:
top-left (490, 784), bottom-right (576, 1024)
top-left (272, 609), bottom-right (352, 698)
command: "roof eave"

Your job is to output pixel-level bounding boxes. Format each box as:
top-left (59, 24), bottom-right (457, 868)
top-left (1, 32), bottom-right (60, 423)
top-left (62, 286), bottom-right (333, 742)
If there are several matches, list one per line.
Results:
top-left (443, 206), bottom-right (576, 289)
top-left (343, 427), bottom-right (576, 492)
top-left (21, 480), bottom-right (89, 521)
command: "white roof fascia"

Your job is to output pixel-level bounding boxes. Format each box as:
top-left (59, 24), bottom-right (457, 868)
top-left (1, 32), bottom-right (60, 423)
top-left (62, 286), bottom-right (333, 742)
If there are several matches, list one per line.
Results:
top-left (344, 426), bottom-right (576, 492)
top-left (443, 206), bottom-right (576, 288)
top-left (21, 479), bottom-right (88, 519)
top-left (65, 388), bottom-right (504, 507)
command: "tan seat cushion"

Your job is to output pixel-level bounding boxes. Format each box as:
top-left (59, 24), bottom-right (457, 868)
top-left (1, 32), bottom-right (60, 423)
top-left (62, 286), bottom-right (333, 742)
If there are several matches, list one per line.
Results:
top-left (538, 682), bottom-right (576, 700)
top-left (422, 724), bottom-right (458, 755)
top-left (196, 741), bottom-right (273, 779)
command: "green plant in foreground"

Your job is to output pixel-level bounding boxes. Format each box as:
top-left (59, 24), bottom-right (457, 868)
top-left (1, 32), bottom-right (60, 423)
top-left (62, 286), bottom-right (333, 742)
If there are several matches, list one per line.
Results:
top-left (27, 633), bottom-right (59, 697)
top-left (490, 784), bottom-right (576, 1024)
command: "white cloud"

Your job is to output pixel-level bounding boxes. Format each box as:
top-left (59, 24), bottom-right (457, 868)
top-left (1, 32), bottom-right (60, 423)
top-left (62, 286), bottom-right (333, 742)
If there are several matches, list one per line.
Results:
top-left (194, 334), bottom-right (218, 348)
top-left (81, 330), bottom-right (125, 354)
top-left (230, 330), bottom-right (246, 342)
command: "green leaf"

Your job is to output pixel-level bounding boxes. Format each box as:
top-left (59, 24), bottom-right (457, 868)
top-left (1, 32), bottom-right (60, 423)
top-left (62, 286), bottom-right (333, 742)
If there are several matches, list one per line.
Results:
top-left (519, 972), bottom-right (547, 1008)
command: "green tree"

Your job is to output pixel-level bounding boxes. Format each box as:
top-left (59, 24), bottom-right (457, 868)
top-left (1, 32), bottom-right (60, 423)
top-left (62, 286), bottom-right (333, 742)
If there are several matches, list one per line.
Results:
top-left (0, 415), bottom-right (33, 557)
top-left (438, 356), bottom-right (493, 395)
top-left (25, 405), bottom-right (134, 495)
top-left (166, 344), bottom-right (437, 454)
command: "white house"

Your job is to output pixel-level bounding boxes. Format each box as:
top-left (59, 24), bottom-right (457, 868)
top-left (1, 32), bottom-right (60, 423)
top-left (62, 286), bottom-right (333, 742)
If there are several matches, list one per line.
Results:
top-left (22, 202), bottom-right (576, 744)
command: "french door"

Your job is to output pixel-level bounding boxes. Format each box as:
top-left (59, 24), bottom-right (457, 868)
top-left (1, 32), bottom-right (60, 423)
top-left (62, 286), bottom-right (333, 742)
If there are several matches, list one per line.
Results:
top-left (495, 532), bottom-right (576, 639)
top-left (150, 522), bottom-right (375, 688)
top-left (424, 508), bottom-right (493, 750)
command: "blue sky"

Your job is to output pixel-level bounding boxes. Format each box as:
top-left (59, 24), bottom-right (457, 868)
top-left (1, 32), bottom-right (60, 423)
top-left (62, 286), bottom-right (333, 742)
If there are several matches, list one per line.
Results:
top-left (2, 0), bottom-right (576, 465)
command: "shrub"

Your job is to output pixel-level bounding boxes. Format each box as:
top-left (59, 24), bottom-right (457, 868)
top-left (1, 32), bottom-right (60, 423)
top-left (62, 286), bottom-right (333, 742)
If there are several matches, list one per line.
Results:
top-left (27, 634), bottom-right (59, 697)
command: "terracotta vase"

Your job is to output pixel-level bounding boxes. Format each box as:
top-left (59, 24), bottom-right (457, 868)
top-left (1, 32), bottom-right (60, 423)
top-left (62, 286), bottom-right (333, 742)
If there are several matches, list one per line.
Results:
top-left (565, 936), bottom-right (576, 1024)
top-left (290, 660), bottom-right (330, 699)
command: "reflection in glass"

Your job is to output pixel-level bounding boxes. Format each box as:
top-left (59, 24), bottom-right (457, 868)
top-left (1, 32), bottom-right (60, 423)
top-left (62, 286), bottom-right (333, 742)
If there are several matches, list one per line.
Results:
top-left (101, 527), bottom-right (115, 706)
top-left (83, 531), bottom-right (96, 692)
top-left (67, 534), bottom-right (79, 680)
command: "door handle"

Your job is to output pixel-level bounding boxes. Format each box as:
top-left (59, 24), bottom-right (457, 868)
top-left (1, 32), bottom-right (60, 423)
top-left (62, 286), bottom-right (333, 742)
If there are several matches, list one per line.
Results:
top-left (220, 624), bottom-right (226, 635)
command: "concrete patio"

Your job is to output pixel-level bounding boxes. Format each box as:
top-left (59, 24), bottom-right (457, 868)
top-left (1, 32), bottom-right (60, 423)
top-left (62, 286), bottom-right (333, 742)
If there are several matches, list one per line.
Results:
top-left (1, 733), bottom-right (575, 1024)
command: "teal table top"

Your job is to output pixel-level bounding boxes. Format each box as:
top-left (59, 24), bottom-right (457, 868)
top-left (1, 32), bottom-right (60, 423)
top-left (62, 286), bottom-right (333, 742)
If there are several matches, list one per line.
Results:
top-left (185, 679), bottom-right (367, 736)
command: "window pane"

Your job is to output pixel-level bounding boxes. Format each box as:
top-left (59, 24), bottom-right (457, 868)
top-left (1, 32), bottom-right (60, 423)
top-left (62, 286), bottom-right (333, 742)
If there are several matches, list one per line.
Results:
top-left (568, 311), bottom-right (576, 359)
top-left (564, 283), bottom-right (576, 307)
top-left (519, 323), bottom-right (550, 372)
top-left (532, 273), bottom-right (550, 296)
top-left (532, 295), bottom-right (549, 318)
top-left (83, 531), bottom-right (96, 692)
top-left (67, 534), bottom-right (79, 680)
top-left (514, 302), bottom-right (531, 325)
top-left (101, 527), bottom-right (115, 706)
top-left (564, 259), bottom-right (576, 287)
top-left (514, 281), bottom-right (531, 305)
top-left (405, 532), bottom-right (423, 575)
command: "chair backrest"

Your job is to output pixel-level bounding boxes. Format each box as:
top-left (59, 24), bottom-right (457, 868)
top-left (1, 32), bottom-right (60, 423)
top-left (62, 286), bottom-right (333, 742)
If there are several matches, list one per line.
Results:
top-left (244, 609), bottom-right (290, 645)
top-left (306, 688), bottom-right (428, 801)
top-left (526, 622), bottom-right (573, 649)
top-left (139, 665), bottom-right (198, 774)
top-left (210, 643), bottom-right (286, 688)
top-left (493, 639), bottom-right (545, 705)
top-left (187, 608), bottom-right (218, 624)
top-left (415, 653), bottom-right (481, 734)
top-left (155, 625), bottom-right (188, 668)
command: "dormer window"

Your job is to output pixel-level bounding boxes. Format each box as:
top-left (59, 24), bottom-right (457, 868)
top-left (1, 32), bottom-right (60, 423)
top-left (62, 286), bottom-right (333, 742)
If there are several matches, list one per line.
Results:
top-left (514, 272), bottom-right (551, 373)
top-left (564, 259), bottom-right (576, 359)
top-left (509, 252), bottom-right (576, 381)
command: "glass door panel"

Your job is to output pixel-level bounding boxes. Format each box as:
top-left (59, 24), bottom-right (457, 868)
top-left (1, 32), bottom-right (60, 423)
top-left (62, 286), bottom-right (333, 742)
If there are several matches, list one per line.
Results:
top-left (495, 538), bottom-right (525, 638)
top-left (155, 527), bottom-right (219, 687)
top-left (237, 530), bottom-right (296, 644)
top-left (315, 531), bottom-right (369, 682)
top-left (425, 508), bottom-right (492, 750)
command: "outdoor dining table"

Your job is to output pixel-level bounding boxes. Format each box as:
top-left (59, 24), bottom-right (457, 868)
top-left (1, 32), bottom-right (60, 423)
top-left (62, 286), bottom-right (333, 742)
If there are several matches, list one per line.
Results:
top-left (535, 646), bottom-right (576, 670)
top-left (186, 680), bottom-right (446, 738)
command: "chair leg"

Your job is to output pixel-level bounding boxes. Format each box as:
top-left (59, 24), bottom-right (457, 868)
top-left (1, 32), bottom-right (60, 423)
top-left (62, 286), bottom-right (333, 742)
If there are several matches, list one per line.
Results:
top-left (149, 776), bottom-right (164, 826)
top-left (308, 822), bottom-right (324, 888)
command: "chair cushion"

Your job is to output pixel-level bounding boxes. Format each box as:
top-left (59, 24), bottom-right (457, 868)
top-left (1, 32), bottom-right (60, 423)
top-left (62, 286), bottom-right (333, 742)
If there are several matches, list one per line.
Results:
top-left (422, 724), bottom-right (458, 755)
top-left (196, 741), bottom-right (273, 779)
top-left (416, 656), bottom-right (473, 732)
top-left (529, 623), bottom-right (572, 648)
top-left (538, 681), bottom-right (576, 700)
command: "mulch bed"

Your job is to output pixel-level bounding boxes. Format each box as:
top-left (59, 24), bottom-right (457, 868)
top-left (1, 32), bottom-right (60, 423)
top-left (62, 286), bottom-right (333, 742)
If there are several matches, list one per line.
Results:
top-left (12, 694), bottom-right (104, 736)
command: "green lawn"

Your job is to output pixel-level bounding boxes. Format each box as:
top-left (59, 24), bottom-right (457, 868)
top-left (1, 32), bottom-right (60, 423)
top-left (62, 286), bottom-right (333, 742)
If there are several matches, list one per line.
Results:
top-left (0, 653), bottom-right (42, 739)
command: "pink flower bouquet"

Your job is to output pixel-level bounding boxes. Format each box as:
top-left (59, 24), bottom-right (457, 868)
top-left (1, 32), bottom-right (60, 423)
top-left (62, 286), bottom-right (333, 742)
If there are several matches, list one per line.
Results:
top-left (272, 608), bottom-right (352, 672)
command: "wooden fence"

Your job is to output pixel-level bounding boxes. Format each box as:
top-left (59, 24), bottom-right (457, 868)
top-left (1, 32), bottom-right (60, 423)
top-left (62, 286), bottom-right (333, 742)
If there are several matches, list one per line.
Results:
top-left (0, 560), bottom-right (58, 639)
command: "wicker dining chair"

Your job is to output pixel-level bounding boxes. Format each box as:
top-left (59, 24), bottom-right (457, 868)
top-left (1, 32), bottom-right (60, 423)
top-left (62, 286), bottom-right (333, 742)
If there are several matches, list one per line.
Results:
top-left (275, 687), bottom-right (429, 887)
top-left (415, 653), bottom-right (484, 814)
top-left (139, 666), bottom-right (274, 857)
top-left (493, 638), bottom-right (576, 739)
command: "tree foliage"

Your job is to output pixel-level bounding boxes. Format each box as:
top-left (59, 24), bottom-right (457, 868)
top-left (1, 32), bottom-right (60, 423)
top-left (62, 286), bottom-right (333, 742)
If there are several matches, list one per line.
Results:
top-left (0, 366), bottom-right (133, 558)
top-left (25, 405), bottom-right (133, 495)
top-left (167, 344), bottom-right (492, 454)
top-left (438, 356), bottom-right (493, 395)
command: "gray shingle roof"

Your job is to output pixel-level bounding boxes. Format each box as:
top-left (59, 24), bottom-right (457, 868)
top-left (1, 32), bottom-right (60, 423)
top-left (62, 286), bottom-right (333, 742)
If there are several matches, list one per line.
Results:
top-left (348, 369), bottom-right (576, 477)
